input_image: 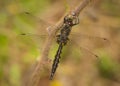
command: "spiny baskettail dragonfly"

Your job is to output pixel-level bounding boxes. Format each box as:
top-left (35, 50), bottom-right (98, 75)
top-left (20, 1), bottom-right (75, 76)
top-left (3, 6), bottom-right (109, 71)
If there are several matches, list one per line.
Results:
top-left (17, 3), bottom-right (110, 80)
top-left (49, 12), bottom-right (80, 80)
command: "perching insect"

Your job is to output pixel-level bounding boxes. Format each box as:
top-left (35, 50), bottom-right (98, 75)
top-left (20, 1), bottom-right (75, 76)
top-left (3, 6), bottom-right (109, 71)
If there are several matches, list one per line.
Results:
top-left (49, 12), bottom-right (79, 80)
top-left (17, 1), bottom-right (109, 80)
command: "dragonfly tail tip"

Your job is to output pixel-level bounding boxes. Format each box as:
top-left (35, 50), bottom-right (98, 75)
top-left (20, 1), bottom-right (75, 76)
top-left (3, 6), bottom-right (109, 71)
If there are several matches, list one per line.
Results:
top-left (49, 76), bottom-right (53, 80)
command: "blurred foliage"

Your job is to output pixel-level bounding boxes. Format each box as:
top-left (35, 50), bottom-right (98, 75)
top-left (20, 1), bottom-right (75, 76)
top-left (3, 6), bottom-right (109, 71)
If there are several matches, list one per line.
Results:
top-left (100, 0), bottom-right (120, 17)
top-left (97, 51), bottom-right (119, 80)
top-left (0, 0), bottom-right (120, 86)
top-left (0, 0), bottom-right (51, 86)
top-left (10, 64), bottom-right (21, 86)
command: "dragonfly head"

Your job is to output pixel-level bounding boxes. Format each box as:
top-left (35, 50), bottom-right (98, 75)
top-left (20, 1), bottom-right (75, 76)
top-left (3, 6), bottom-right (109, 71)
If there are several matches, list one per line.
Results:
top-left (64, 12), bottom-right (79, 26)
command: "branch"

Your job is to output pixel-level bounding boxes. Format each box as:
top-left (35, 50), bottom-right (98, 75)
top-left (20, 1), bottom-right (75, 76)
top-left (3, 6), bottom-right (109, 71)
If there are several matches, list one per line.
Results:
top-left (73, 0), bottom-right (92, 17)
top-left (23, 0), bottom-right (92, 86)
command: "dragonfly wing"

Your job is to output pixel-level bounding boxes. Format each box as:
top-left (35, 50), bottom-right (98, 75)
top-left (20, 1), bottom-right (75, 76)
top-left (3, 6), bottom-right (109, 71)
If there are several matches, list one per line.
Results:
top-left (18, 32), bottom-right (58, 53)
top-left (18, 33), bottom-right (48, 51)
top-left (16, 11), bottom-right (58, 36)
top-left (70, 32), bottom-right (110, 49)
top-left (67, 39), bottom-right (100, 61)
top-left (67, 33), bottom-right (111, 61)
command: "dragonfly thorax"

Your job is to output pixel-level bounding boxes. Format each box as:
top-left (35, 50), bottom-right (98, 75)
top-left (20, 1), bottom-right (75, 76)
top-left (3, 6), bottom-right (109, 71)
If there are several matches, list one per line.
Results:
top-left (56, 34), bottom-right (69, 45)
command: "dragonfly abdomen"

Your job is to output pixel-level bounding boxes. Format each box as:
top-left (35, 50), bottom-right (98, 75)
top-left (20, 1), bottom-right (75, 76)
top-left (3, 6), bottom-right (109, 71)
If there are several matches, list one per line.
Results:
top-left (50, 42), bottom-right (63, 80)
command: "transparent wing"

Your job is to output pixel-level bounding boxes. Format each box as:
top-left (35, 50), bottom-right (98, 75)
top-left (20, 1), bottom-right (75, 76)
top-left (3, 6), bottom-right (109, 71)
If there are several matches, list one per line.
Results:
top-left (18, 32), bottom-right (59, 54)
top-left (16, 11), bottom-right (57, 36)
top-left (17, 33), bottom-right (47, 51)
top-left (75, 41), bottom-right (100, 59)
top-left (70, 32), bottom-right (110, 49)
top-left (67, 39), bottom-right (100, 61)
top-left (66, 33), bottom-right (111, 61)
top-left (15, 10), bottom-right (61, 51)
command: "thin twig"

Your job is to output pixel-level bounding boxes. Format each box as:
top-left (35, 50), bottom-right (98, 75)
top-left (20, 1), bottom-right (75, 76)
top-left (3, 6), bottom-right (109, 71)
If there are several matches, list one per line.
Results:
top-left (73, 0), bottom-right (92, 17)
top-left (24, 0), bottom-right (92, 86)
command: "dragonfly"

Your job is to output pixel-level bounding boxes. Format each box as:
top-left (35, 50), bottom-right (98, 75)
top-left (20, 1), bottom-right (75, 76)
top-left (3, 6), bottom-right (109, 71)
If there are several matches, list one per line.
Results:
top-left (49, 12), bottom-right (79, 80)
top-left (17, 3), bottom-right (110, 80)
top-left (18, 11), bottom-right (109, 80)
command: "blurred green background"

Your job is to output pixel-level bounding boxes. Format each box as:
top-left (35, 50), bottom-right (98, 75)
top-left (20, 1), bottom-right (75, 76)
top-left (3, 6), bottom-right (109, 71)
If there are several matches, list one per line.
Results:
top-left (0, 0), bottom-right (120, 86)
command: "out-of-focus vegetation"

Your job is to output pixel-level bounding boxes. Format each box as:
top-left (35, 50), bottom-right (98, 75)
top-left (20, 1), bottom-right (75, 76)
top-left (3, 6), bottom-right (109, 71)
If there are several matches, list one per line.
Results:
top-left (0, 0), bottom-right (120, 86)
